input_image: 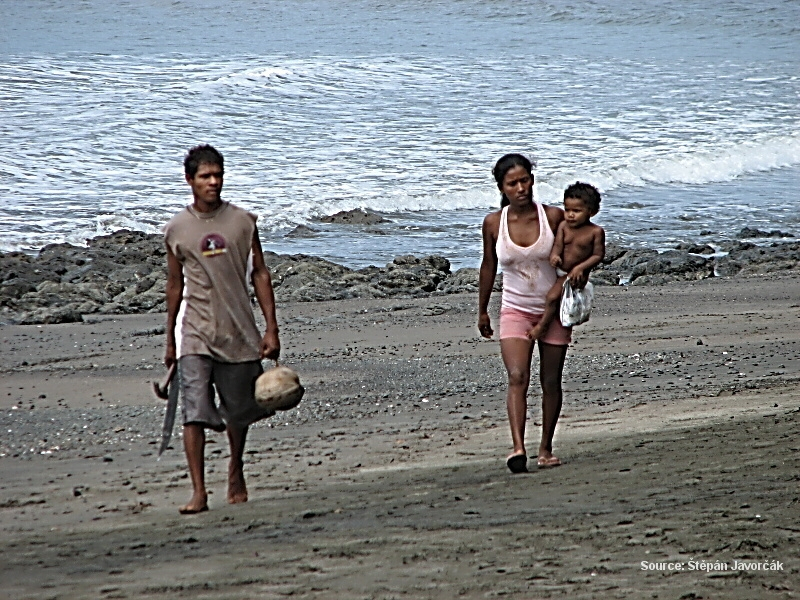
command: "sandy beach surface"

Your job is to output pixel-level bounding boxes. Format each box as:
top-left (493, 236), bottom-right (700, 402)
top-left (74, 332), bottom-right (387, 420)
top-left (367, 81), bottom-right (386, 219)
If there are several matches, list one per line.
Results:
top-left (1, 274), bottom-right (798, 599)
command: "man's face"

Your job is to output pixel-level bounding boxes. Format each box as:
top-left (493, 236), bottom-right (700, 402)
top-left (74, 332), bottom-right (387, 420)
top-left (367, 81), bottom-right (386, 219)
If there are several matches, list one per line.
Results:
top-left (186, 162), bottom-right (223, 205)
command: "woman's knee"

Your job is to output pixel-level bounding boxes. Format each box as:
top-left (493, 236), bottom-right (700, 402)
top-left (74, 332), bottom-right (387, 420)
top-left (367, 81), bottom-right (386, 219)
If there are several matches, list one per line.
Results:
top-left (507, 366), bottom-right (530, 388)
top-left (540, 373), bottom-right (562, 396)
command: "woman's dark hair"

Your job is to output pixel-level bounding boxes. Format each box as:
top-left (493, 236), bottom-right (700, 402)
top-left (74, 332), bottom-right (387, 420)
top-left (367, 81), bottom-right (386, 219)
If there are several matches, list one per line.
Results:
top-left (492, 154), bottom-right (534, 208)
top-left (184, 144), bottom-right (224, 178)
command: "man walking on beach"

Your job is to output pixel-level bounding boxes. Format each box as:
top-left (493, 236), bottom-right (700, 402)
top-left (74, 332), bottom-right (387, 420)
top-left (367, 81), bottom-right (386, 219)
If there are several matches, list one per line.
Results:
top-left (164, 144), bottom-right (280, 514)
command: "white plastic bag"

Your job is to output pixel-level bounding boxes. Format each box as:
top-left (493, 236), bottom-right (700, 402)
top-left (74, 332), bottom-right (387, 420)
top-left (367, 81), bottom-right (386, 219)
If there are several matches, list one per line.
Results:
top-left (559, 280), bottom-right (594, 327)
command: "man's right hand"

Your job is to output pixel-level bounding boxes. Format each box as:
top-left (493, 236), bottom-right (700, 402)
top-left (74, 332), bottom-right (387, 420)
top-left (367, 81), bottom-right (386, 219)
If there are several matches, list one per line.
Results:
top-left (164, 341), bottom-right (176, 368)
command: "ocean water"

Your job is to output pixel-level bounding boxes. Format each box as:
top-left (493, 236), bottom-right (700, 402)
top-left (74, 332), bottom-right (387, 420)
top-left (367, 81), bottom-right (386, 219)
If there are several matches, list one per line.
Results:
top-left (2, 0), bottom-right (799, 269)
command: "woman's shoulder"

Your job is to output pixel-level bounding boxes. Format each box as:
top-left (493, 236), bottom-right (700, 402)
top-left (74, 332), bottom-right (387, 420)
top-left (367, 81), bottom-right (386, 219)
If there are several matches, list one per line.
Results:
top-left (541, 203), bottom-right (565, 229)
top-left (482, 209), bottom-right (503, 238)
top-left (483, 208), bottom-right (503, 225)
top-left (540, 203), bottom-right (564, 217)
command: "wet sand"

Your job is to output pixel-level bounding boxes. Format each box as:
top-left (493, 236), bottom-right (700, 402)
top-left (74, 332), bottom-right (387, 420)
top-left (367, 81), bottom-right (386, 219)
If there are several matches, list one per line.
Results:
top-left (1, 273), bottom-right (798, 599)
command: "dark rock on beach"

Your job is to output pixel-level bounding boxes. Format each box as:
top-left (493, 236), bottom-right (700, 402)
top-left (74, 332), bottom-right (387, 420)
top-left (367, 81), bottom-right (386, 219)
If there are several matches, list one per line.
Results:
top-left (264, 252), bottom-right (453, 302)
top-left (715, 241), bottom-right (800, 277)
top-left (316, 208), bottom-right (388, 225)
top-left (0, 231), bottom-right (454, 323)
top-left (285, 225), bottom-right (319, 238)
top-left (2, 230), bottom-right (167, 325)
top-left (673, 242), bottom-right (716, 254)
top-left (587, 270), bottom-right (620, 286)
top-left (629, 250), bottom-right (713, 286)
top-left (601, 242), bottom-right (628, 264)
top-left (737, 226), bottom-right (793, 239)
top-left (3, 228), bottom-right (800, 324)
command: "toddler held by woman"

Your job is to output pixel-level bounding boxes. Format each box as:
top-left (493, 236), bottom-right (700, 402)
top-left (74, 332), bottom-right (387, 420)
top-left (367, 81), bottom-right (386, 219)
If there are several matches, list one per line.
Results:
top-left (527, 182), bottom-right (605, 341)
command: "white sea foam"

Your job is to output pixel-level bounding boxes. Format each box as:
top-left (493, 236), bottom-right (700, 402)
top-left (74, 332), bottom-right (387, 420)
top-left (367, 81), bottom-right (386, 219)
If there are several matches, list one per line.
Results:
top-left (251, 188), bottom-right (498, 233)
top-left (249, 132), bottom-right (800, 239)
top-left (539, 134), bottom-right (800, 200)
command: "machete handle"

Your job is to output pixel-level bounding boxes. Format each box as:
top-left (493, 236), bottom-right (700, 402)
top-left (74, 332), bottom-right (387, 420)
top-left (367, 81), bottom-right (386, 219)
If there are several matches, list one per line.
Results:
top-left (153, 362), bottom-right (176, 400)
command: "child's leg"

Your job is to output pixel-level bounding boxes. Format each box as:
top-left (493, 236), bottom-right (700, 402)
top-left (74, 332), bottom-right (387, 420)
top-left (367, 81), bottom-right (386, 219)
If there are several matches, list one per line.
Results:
top-left (527, 276), bottom-right (567, 340)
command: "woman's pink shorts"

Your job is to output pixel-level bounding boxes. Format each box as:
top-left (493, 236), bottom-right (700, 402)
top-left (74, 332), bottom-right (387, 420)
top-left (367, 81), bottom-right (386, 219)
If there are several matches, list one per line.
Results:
top-left (499, 307), bottom-right (572, 345)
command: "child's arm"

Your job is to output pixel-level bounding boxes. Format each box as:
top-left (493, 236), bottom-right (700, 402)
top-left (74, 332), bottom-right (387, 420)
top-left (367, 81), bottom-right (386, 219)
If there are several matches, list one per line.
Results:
top-left (550, 222), bottom-right (566, 268)
top-left (568, 226), bottom-right (605, 287)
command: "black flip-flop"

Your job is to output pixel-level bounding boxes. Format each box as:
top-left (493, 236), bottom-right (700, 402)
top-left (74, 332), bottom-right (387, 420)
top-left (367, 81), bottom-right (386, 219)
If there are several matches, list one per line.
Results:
top-left (506, 454), bottom-right (528, 473)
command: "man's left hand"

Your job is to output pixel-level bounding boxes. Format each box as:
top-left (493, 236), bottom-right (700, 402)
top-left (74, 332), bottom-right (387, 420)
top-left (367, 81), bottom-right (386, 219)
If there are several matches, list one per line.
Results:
top-left (260, 329), bottom-right (280, 360)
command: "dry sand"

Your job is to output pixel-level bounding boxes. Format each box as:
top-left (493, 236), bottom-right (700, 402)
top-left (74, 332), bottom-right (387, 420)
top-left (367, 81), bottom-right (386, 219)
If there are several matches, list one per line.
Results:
top-left (1, 273), bottom-right (798, 599)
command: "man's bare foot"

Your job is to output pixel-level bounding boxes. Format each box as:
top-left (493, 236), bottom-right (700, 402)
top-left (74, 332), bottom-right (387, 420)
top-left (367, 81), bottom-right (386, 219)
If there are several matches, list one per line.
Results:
top-left (526, 324), bottom-right (545, 340)
top-left (228, 461), bottom-right (248, 504)
top-left (179, 492), bottom-right (208, 514)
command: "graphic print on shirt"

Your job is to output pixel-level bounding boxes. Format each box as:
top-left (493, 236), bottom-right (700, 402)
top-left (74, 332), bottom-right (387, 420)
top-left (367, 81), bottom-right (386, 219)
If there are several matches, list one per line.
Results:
top-left (200, 233), bottom-right (228, 257)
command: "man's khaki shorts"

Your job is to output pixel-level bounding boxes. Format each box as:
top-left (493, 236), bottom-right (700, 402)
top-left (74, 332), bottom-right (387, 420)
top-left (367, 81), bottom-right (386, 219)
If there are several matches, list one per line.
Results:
top-left (178, 355), bottom-right (274, 430)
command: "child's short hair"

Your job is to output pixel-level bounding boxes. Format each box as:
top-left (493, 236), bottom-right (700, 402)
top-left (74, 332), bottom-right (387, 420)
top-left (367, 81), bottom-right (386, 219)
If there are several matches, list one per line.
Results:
top-left (564, 182), bottom-right (601, 213)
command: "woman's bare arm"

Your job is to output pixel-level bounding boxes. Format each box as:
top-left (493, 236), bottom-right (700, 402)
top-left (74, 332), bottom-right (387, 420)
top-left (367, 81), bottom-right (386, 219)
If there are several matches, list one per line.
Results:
top-left (478, 212), bottom-right (500, 338)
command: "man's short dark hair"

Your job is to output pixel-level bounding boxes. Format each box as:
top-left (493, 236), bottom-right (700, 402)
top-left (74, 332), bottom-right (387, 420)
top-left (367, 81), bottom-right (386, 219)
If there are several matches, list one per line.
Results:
top-left (184, 145), bottom-right (224, 178)
top-left (563, 181), bottom-right (601, 213)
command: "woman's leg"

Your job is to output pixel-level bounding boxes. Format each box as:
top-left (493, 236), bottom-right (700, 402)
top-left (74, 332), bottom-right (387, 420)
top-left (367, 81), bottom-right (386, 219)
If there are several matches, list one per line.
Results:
top-left (500, 337), bottom-right (535, 457)
top-left (537, 341), bottom-right (568, 464)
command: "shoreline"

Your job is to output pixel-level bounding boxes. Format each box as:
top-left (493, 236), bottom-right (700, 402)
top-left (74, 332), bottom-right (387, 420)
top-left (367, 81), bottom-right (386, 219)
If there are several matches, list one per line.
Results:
top-left (2, 223), bottom-right (800, 325)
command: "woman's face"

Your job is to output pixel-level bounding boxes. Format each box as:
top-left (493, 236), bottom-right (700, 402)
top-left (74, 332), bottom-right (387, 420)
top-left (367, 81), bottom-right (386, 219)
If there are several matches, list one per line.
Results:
top-left (500, 165), bottom-right (533, 206)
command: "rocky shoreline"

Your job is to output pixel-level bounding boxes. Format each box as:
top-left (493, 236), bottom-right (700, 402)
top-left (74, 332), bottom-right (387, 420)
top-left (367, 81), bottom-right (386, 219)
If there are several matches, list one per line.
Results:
top-left (1, 215), bottom-right (798, 324)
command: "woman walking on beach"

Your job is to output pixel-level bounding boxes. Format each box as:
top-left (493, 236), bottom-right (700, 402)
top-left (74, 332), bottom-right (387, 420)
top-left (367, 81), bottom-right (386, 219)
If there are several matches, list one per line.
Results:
top-left (478, 154), bottom-right (578, 473)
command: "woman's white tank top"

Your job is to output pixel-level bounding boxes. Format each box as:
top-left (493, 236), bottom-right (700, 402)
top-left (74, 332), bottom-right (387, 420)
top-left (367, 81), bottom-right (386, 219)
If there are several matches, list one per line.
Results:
top-left (496, 202), bottom-right (557, 314)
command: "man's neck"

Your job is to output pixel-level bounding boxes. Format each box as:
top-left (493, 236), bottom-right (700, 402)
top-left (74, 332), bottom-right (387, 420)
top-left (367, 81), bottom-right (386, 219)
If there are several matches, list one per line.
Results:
top-left (192, 199), bottom-right (223, 213)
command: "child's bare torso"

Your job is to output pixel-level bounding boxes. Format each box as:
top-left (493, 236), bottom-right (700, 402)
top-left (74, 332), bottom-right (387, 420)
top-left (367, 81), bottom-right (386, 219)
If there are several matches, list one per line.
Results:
top-left (560, 223), bottom-right (603, 271)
